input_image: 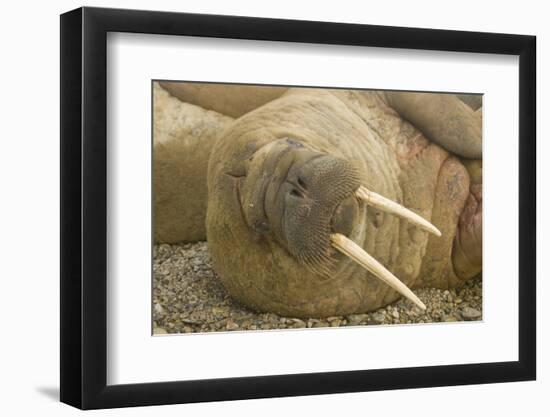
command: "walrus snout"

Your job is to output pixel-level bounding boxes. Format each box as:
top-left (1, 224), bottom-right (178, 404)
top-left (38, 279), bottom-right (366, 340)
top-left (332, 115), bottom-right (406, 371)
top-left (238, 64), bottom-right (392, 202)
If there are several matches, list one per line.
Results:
top-left (282, 153), bottom-right (363, 275)
top-left (240, 138), bottom-right (362, 276)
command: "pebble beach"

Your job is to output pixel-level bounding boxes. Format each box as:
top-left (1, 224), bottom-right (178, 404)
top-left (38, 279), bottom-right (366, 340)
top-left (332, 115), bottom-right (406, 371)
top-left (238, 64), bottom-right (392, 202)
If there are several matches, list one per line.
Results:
top-left (153, 241), bottom-right (482, 334)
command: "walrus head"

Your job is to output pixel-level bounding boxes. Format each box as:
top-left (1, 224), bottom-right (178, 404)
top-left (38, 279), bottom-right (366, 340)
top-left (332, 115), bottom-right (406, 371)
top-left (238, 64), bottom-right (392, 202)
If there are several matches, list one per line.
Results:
top-left (240, 138), bottom-right (360, 274)
top-left (238, 138), bottom-right (440, 310)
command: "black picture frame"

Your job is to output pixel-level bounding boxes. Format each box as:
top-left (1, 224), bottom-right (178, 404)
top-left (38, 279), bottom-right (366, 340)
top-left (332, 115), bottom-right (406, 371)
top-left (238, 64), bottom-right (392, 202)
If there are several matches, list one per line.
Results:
top-left (60, 6), bottom-right (536, 410)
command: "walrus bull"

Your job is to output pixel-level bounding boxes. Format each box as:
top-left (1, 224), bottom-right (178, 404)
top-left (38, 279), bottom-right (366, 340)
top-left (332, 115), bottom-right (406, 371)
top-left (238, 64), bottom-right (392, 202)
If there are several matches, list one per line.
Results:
top-left (157, 83), bottom-right (482, 318)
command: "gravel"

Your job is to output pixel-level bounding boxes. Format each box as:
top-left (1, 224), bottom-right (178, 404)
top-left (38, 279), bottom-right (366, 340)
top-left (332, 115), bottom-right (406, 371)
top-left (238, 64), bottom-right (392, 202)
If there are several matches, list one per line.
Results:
top-left (153, 242), bottom-right (482, 334)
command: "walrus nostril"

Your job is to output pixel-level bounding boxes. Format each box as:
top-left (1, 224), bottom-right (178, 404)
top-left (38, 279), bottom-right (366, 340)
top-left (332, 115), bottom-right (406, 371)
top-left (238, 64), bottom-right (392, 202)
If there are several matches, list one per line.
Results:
top-left (331, 195), bottom-right (359, 237)
top-left (290, 188), bottom-right (304, 198)
top-left (297, 177), bottom-right (307, 190)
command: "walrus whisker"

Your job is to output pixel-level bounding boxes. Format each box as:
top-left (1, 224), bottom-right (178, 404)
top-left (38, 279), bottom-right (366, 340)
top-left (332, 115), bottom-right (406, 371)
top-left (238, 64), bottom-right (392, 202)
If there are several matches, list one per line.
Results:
top-left (330, 233), bottom-right (427, 310)
top-left (355, 186), bottom-right (441, 237)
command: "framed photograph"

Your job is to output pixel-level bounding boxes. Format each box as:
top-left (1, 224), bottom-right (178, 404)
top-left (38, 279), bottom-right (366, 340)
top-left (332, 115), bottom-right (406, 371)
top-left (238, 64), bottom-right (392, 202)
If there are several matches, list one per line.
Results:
top-left (60, 6), bottom-right (536, 409)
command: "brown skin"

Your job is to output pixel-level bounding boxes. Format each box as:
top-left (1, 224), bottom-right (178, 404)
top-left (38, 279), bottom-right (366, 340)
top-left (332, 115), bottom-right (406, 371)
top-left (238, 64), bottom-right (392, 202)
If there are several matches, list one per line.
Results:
top-left (385, 91), bottom-right (482, 159)
top-left (159, 82), bottom-right (287, 118)
top-left (154, 82), bottom-right (482, 317)
top-left (205, 88), bottom-right (482, 317)
top-left (455, 93), bottom-right (483, 110)
top-left (153, 83), bottom-right (233, 243)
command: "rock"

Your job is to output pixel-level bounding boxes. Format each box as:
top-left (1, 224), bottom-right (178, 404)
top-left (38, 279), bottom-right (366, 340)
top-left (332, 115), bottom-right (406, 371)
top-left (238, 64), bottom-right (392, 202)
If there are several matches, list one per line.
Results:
top-left (154, 303), bottom-right (164, 315)
top-left (347, 314), bottom-right (369, 324)
top-left (461, 307), bottom-right (482, 321)
top-left (182, 318), bottom-right (202, 325)
top-left (409, 307), bottom-right (422, 316)
top-left (225, 320), bottom-right (239, 330)
top-left (291, 318), bottom-right (306, 328)
top-left (154, 327), bottom-right (167, 334)
top-left (212, 306), bottom-right (230, 316)
top-left (265, 313), bottom-right (279, 322)
top-left (370, 312), bottom-right (386, 324)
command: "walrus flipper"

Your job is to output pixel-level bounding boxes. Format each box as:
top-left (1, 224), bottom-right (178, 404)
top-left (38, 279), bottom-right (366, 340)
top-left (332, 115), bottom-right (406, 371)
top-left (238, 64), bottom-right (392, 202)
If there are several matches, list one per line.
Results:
top-left (455, 93), bottom-right (482, 111)
top-left (386, 92), bottom-right (482, 159)
top-left (159, 82), bottom-right (287, 118)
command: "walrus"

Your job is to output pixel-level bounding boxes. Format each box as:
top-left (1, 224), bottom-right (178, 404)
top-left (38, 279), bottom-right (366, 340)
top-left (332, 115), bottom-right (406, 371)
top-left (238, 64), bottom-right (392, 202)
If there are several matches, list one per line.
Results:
top-left (156, 82), bottom-right (482, 318)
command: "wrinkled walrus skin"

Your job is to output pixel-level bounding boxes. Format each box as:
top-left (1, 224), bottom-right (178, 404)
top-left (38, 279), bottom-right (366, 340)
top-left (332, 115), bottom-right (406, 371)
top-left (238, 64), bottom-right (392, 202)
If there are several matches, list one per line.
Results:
top-left (159, 83), bottom-right (482, 318)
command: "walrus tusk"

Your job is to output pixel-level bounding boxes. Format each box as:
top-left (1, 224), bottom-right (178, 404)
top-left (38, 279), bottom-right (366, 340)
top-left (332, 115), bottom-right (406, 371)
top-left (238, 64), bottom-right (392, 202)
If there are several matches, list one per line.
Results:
top-left (356, 186), bottom-right (441, 237)
top-left (330, 233), bottom-right (427, 310)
